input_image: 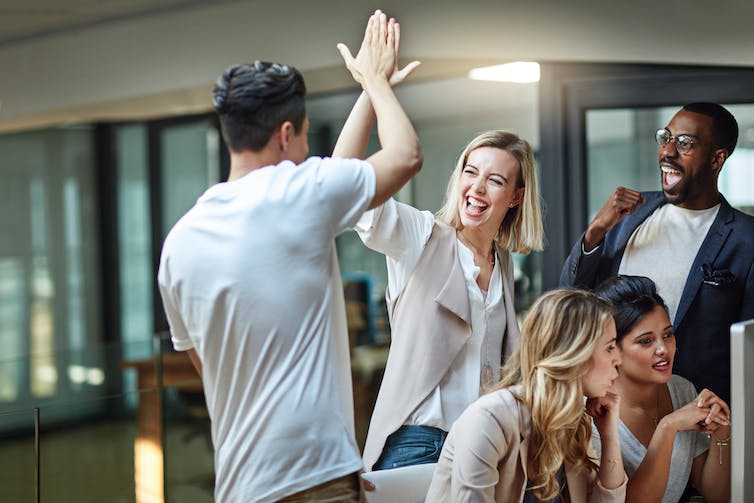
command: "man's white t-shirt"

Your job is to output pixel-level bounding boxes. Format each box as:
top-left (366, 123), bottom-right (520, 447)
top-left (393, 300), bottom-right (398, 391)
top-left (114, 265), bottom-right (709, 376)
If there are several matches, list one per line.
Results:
top-left (158, 156), bottom-right (375, 502)
top-left (619, 203), bottom-right (719, 323)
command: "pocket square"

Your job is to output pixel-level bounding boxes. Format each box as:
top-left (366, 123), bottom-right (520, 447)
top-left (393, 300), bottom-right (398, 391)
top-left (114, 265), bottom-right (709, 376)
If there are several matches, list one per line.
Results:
top-left (701, 263), bottom-right (735, 286)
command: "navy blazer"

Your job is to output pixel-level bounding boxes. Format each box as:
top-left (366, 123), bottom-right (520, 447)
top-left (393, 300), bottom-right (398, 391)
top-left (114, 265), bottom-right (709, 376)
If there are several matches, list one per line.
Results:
top-left (560, 191), bottom-right (754, 403)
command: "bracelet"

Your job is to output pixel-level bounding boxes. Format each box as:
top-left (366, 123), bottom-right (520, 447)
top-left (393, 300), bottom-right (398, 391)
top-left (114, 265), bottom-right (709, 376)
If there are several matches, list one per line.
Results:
top-left (710, 434), bottom-right (730, 465)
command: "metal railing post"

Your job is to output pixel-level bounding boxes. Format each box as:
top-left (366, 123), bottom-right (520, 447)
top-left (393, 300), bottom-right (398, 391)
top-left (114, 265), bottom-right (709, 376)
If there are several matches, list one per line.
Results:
top-left (34, 407), bottom-right (40, 503)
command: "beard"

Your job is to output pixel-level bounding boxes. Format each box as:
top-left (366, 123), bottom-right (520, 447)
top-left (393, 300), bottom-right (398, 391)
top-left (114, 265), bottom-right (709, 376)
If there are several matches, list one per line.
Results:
top-left (663, 182), bottom-right (688, 205)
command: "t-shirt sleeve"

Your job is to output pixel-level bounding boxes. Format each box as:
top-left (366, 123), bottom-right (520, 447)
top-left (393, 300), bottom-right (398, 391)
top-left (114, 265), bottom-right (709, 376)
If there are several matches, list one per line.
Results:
top-left (157, 255), bottom-right (193, 352)
top-left (313, 157), bottom-right (376, 234)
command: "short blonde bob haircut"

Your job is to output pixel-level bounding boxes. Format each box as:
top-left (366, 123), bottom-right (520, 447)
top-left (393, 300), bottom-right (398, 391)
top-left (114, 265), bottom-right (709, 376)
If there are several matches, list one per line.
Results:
top-left (435, 130), bottom-right (543, 254)
top-left (495, 289), bottom-right (614, 501)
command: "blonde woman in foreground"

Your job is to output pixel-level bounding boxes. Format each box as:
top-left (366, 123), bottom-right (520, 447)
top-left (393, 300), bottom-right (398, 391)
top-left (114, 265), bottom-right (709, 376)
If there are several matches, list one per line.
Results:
top-left (426, 289), bottom-right (627, 502)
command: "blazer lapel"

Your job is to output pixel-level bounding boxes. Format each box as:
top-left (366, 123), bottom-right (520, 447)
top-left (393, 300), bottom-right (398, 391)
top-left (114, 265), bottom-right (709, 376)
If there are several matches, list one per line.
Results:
top-left (674, 199), bottom-right (734, 329)
top-left (434, 241), bottom-right (472, 326)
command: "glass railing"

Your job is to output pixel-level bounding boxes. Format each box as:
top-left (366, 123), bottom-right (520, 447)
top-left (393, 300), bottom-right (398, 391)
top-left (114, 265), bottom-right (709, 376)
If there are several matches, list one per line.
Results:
top-left (0, 334), bottom-right (214, 503)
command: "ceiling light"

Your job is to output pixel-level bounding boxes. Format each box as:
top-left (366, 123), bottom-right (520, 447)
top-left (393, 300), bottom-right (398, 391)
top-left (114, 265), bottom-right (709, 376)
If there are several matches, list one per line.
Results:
top-left (468, 62), bottom-right (540, 83)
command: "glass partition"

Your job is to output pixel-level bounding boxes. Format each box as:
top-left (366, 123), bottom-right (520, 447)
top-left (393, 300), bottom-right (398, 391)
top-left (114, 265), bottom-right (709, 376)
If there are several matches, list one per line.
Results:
top-left (38, 394), bottom-right (137, 503)
top-left (159, 120), bottom-right (221, 240)
top-left (0, 125), bottom-right (104, 426)
top-left (0, 336), bottom-right (217, 503)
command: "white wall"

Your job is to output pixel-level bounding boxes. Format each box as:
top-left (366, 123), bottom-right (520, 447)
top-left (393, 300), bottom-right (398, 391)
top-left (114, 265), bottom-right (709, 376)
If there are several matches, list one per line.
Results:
top-left (1, 0), bottom-right (753, 131)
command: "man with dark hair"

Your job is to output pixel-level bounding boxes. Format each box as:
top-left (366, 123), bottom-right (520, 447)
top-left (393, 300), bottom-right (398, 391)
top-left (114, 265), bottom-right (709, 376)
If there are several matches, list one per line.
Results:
top-left (158, 10), bottom-right (422, 502)
top-left (561, 102), bottom-right (754, 404)
top-left (212, 61), bottom-right (308, 153)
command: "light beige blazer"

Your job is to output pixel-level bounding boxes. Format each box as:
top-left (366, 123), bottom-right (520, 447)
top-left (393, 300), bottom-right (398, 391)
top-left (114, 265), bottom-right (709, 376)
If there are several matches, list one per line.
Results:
top-left (425, 387), bottom-right (627, 503)
top-left (362, 222), bottom-right (520, 471)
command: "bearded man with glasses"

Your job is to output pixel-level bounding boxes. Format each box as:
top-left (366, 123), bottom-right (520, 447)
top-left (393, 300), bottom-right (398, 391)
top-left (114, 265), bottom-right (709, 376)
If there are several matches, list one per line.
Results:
top-left (560, 102), bottom-right (754, 405)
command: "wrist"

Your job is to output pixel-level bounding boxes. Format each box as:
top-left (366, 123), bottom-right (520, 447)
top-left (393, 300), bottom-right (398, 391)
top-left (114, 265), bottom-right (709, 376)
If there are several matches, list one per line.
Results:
top-left (711, 426), bottom-right (731, 441)
top-left (709, 429), bottom-right (731, 465)
top-left (657, 416), bottom-right (680, 435)
top-left (584, 224), bottom-right (607, 251)
top-left (362, 72), bottom-right (390, 89)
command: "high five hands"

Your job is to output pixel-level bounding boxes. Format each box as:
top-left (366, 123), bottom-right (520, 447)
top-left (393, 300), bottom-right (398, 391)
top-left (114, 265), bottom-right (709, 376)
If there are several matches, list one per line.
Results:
top-left (337, 9), bottom-right (420, 89)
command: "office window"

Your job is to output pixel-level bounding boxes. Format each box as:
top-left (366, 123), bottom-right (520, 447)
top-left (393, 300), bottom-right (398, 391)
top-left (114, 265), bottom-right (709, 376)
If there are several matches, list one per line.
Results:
top-left (0, 126), bottom-right (103, 426)
top-left (116, 124), bottom-right (154, 360)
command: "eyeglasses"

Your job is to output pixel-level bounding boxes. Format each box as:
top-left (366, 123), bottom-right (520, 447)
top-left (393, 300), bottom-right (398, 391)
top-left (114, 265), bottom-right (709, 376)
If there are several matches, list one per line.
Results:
top-left (655, 128), bottom-right (694, 154)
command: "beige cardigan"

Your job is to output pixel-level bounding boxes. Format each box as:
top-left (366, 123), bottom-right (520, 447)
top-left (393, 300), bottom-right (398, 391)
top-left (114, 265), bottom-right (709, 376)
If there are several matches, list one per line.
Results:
top-left (425, 387), bottom-right (627, 503)
top-left (362, 222), bottom-right (520, 471)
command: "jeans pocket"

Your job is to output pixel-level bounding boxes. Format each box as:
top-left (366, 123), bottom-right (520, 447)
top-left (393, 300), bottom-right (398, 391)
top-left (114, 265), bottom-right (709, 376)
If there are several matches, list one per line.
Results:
top-left (388, 442), bottom-right (440, 468)
top-left (373, 426), bottom-right (446, 470)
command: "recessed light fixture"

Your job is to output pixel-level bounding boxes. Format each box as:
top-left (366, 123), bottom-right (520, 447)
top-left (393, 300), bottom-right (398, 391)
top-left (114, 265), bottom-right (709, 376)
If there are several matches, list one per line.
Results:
top-left (468, 62), bottom-right (540, 83)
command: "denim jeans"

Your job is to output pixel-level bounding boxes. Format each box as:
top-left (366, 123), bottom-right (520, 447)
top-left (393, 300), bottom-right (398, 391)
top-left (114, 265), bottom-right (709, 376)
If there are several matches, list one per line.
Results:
top-left (372, 425), bottom-right (448, 471)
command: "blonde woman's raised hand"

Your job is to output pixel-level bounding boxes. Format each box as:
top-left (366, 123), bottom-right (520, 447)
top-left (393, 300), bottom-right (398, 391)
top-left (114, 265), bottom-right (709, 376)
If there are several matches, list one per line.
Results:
top-left (337, 10), bottom-right (395, 87)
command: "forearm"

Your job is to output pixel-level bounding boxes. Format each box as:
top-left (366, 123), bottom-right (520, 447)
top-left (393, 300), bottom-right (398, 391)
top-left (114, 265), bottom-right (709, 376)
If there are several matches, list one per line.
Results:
top-left (362, 76), bottom-right (422, 208)
top-left (597, 432), bottom-right (625, 491)
top-left (697, 431), bottom-right (731, 503)
top-left (332, 91), bottom-right (375, 159)
top-left (583, 221), bottom-right (609, 252)
top-left (625, 419), bottom-right (676, 503)
top-left (364, 76), bottom-right (421, 170)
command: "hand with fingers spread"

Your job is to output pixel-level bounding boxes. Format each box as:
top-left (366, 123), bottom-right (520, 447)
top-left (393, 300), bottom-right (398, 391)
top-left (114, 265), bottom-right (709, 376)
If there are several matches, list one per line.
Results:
top-left (331, 10), bottom-right (423, 211)
top-left (337, 9), bottom-right (395, 88)
top-left (584, 187), bottom-right (646, 250)
top-left (332, 10), bottom-right (422, 210)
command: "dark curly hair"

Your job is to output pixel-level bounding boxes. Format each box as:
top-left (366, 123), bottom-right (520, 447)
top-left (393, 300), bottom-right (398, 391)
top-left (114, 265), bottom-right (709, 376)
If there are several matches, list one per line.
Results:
top-left (594, 275), bottom-right (667, 344)
top-left (212, 61), bottom-right (306, 152)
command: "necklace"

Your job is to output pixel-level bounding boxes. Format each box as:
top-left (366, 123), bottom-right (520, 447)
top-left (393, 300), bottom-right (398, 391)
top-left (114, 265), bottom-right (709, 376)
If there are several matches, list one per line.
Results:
top-left (457, 231), bottom-right (495, 268)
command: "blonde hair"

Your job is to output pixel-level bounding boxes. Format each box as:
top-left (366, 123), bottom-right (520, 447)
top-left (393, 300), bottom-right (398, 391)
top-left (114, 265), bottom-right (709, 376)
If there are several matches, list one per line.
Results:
top-left (496, 289), bottom-right (613, 501)
top-left (435, 130), bottom-right (543, 254)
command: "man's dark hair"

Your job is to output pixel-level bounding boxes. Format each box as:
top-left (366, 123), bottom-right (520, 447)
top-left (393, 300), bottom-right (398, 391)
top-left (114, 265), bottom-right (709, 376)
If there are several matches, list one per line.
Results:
top-left (594, 275), bottom-right (667, 344)
top-left (682, 102), bottom-right (738, 156)
top-left (212, 61), bottom-right (306, 152)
